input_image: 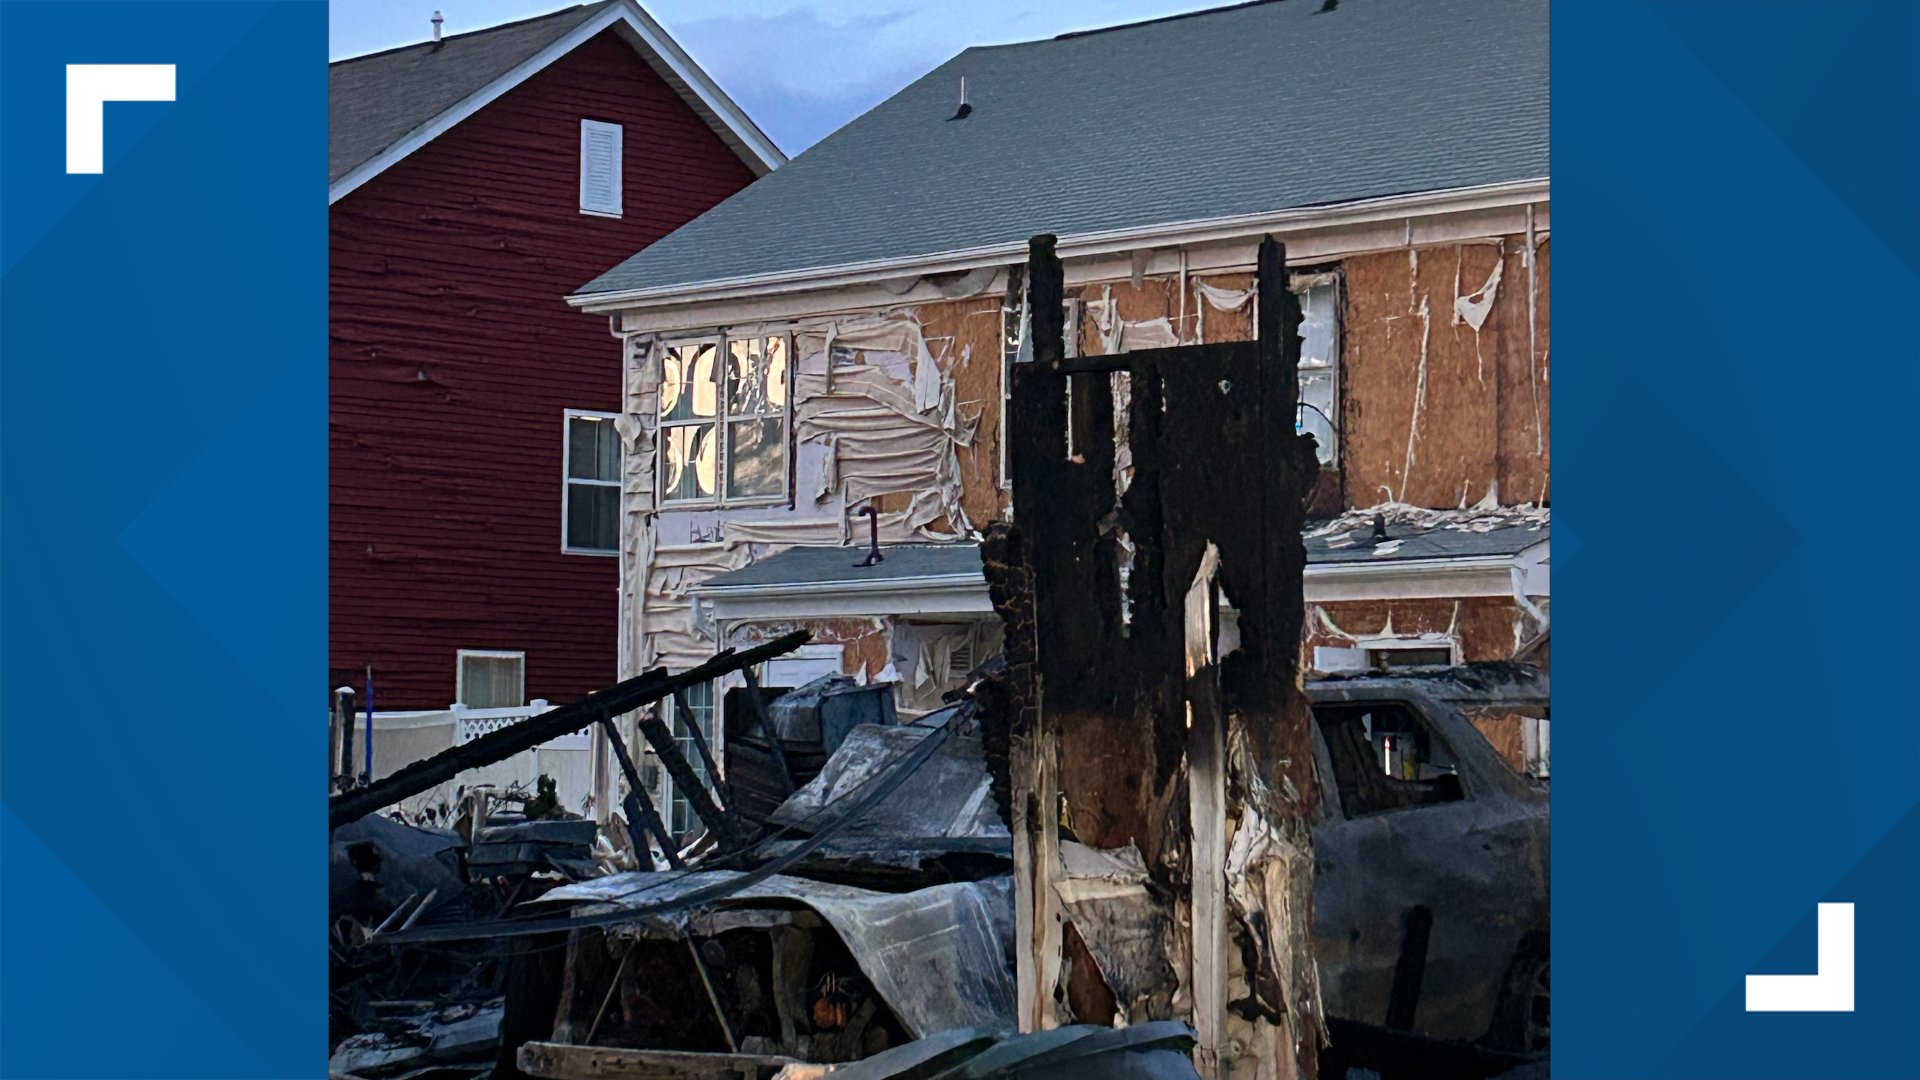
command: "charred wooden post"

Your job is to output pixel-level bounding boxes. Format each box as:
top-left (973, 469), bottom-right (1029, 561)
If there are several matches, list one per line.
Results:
top-left (328, 631), bottom-right (809, 829)
top-left (599, 713), bottom-right (683, 870)
top-left (996, 234), bottom-right (1320, 1078)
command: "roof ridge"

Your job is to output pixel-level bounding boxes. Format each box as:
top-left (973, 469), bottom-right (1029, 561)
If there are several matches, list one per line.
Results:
top-left (330, 1), bottom-right (606, 67)
top-left (1053, 0), bottom-right (1292, 40)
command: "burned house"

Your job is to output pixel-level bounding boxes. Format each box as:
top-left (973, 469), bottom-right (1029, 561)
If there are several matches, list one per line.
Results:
top-left (345, 1), bottom-right (1572, 1076)
top-left (564, 0), bottom-right (1549, 845)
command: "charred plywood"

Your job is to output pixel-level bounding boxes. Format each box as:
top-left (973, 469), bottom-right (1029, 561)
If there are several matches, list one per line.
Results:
top-left (1343, 237), bottom-right (1549, 510)
top-left (995, 235), bottom-right (1321, 1079)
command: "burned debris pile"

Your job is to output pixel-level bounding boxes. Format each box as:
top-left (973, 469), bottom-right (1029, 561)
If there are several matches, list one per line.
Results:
top-left (329, 628), bottom-right (1187, 1080)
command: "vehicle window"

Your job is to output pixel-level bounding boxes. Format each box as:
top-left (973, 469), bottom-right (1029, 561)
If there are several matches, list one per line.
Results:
top-left (1314, 702), bottom-right (1465, 818)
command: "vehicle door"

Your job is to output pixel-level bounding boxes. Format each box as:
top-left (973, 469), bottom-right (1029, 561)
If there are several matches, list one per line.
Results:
top-left (1308, 692), bottom-right (1545, 1041)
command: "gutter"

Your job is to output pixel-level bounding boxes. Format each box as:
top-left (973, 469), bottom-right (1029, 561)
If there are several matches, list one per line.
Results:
top-left (694, 572), bottom-right (986, 600)
top-left (1304, 547), bottom-right (1549, 604)
top-left (567, 177), bottom-right (1549, 313)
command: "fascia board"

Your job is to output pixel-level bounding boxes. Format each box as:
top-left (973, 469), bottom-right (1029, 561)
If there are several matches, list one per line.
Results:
top-left (1303, 555), bottom-right (1522, 603)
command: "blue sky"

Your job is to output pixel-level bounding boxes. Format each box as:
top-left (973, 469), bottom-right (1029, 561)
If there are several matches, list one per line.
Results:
top-left (330, 1), bottom-right (1226, 154)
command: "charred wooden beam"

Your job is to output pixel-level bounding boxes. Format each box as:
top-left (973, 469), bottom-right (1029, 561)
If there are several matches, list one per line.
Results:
top-left (635, 709), bottom-right (749, 852)
top-left (328, 632), bottom-right (810, 829)
top-left (600, 715), bottom-right (683, 870)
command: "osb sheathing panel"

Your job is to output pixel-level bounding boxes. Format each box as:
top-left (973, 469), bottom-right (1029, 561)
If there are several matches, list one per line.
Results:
top-left (1344, 237), bottom-right (1549, 509)
top-left (919, 296), bottom-right (1010, 527)
top-left (1068, 273), bottom-right (1255, 353)
top-left (1304, 597), bottom-right (1525, 663)
top-left (727, 617), bottom-right (889, 678)
top-left (1471, 713), bottom-right (1529, 775)
top-left (1500, 238), bottom-right (1550, 504)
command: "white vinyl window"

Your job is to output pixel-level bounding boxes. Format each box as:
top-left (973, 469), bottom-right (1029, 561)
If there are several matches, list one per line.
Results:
top-left (665, 682), bottom-right (715, 837)
top-left (579, 119), bottom-right (622, 217)
top-left (1294, 273), bottom-right (1340, 466)
top-left (658, 336), bottom-right (791, 506)
top-left (457, 650), bottom-right (525, 708)
top-left (564, 411), bottom-right (620, 554)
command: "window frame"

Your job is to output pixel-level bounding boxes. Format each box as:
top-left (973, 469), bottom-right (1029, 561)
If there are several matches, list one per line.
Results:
top-left (456, 649), bottom-right (526, 709)
top-left (562, 409), bottom-right (621, 556)
top-left (655, 333), bottom-right (794, 510)
top-left (1291, 270), bottom-right (1343, 467)
top-left (1312, 699), bottom-right (1469, 820)
top-left (578, 118), bottom-right (623, 218)
top-left (1359, 634), bottom-right (1462, 671)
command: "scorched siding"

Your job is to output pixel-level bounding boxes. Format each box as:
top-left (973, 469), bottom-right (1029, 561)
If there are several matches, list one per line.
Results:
top-left (330, 29), bottom-right (759, 709)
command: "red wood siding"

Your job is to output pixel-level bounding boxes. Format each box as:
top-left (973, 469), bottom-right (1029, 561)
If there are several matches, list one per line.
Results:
top-left (330, 29), bottom-right (757, 709)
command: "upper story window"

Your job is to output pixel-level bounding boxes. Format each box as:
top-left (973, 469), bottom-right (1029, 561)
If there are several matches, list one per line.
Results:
top-left (564, 411), bottom-right (620, 554)
top-left (579, 119), bottom-right (622, 217)
top-left (1295, 274), bottom-right (1340, 466)
top-left (659, 337), bottom-right (791, 506)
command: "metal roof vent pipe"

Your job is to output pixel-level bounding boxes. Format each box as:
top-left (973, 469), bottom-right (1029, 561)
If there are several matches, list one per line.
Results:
top-left (431, 10), bottom-right (444, 48)
top-left (948, 76), bottom-right (971, 121)
top-left (855, 504), bottom-right (885, 567)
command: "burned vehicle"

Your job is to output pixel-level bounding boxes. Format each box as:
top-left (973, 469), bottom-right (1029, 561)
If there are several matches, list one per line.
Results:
top-left (1306, 662), bottom-right (1550, 1059)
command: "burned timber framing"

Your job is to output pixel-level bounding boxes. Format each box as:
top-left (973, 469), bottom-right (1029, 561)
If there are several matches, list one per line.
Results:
top-left (986, 235), bottom-right (1324, 1078)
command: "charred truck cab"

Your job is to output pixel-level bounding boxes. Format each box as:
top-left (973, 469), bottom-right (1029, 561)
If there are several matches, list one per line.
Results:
top-left (1306, 663), bottom-right (1550, 1058)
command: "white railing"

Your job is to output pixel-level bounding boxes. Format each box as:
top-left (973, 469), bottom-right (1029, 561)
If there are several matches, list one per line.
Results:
top-left (451, 700), bottom-right (590, 750)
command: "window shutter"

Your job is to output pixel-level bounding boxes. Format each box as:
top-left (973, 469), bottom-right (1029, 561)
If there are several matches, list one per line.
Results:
top-left (579, 120), bottom-right (622, 216)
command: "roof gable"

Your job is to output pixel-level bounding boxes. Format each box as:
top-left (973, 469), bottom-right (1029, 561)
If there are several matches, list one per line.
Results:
top-left (574, 0), bottom-right (1547, 302)
top-left (329, 0), bottom-right (782, 203)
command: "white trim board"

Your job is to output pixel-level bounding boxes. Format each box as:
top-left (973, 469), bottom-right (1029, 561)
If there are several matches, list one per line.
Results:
top-left (693, 542), bottom-right (1548, 617)
top-left (697, 573), bottom-right (994, 621)
top-left (329, 0), bottom-right (783, 205)
top-left (1304, 539), bottom-right (1549, 603)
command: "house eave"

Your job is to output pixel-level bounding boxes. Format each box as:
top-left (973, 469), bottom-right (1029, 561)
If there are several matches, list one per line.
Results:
top-left (566, 177), bottom-right (1550, 314)
top-left (697, 572), bottom-right (993, 621)
top-left (1304, 541), bottom-right (1549, 603)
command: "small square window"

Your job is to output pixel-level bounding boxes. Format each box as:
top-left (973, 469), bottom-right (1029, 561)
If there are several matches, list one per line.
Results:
top-left (458, 651), bottom-right (525, 709)
top-left (564, 412), bottom-right (620, 554)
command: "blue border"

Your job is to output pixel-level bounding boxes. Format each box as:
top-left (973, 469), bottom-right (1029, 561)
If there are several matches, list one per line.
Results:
top-left (1, 3), bottom-right (326, 1076)
top-left (1556, 3), bottom-right (1918, 1077)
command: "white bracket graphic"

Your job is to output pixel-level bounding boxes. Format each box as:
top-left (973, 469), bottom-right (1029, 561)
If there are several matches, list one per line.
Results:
top-left (66, 64), bottom-right (175, 174)
top-left (1745, 902), bottom-right (1854, 1012)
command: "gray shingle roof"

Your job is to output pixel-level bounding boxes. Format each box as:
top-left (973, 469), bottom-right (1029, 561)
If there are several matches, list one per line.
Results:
top-left (577, 0), bottom-right (1548, 298)
top-left (1306, 522), bottom-right (1548, 564)
top-left (697, 544), bottom-right (984, 591)
top-left (330, 3), bottom-right (612, 184)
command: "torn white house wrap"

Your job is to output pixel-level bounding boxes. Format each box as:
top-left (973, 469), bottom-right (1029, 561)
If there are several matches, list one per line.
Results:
top-left (644, 542), bottom-right (751, 670)
top-left (1194, 279), bottom-right (1256, 343)
top-left (793, 316), bottom-right (975, 534)
top-left (1452, 255), bottom-right (1504, 331)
